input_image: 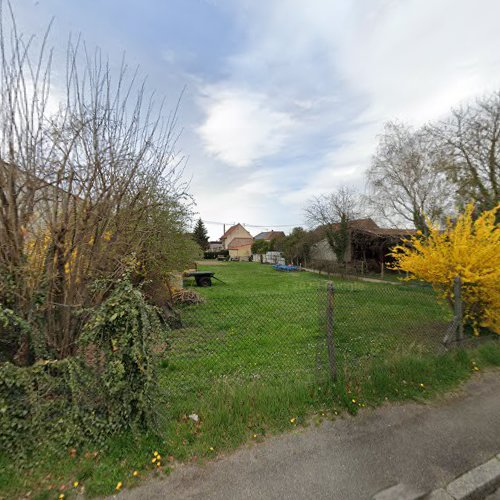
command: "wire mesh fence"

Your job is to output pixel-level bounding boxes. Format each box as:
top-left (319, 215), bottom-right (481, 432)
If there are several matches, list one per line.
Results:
top-left (317, 280), bottom-right (453, 382)
top-left (163, 286), bottom-right (324, 403)
top-left (162, 275), bottom-right (494, 414)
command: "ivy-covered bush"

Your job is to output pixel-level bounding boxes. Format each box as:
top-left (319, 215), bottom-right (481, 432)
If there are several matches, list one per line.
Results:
top-left (0, 278), bottom-right (166, 458)
top-left (81, 277), bottom-right (165, 431)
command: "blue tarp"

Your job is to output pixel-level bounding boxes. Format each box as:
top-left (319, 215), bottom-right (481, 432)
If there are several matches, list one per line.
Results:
top-left (272, 264), bottom-right (301, 272)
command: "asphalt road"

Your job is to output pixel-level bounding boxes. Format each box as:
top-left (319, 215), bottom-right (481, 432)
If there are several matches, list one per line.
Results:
top-left (117, 371), bottom-right (500, 500)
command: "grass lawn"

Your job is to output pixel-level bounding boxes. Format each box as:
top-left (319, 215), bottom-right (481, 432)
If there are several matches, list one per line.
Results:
top-left (2, 262), bottom-right (499, 499)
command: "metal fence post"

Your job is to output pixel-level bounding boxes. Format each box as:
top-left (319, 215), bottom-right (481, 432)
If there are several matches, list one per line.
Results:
top-left (326, 281), bottom-right (337, 381)
top-left (454, 276), bottom-right (464, 342)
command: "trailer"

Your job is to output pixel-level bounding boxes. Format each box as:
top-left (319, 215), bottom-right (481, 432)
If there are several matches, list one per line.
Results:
top-left (183, 271), bottom-right (226, 287)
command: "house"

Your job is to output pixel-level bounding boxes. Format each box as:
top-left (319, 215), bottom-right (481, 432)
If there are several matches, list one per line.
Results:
top-left (253, 230), bottom-right (285, 242)
top-left (221, 223), bottom-right (253, 259)
top-left (310, 218), bottom-right (417, 272)
top-left (208, 241), bottom-right (223, 251)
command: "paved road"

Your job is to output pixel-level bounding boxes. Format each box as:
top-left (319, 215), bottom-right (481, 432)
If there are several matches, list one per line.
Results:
top-left (118, 371), bottom-right (500, 500)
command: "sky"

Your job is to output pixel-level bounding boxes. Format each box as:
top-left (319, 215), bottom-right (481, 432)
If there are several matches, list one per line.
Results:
top-left (13, 0), bottom-right (500, 239)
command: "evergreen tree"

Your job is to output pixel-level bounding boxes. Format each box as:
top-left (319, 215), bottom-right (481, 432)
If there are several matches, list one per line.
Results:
top-left (193, 218), bottom-right (209, 250)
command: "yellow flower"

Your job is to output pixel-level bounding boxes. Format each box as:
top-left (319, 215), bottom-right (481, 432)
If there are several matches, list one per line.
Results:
top-left (157, 454), bottom-right (161, 460)
top-left (58, 495), bottom-right (65, 500)
top-left (252, 434), bottom-right (257, 438)
top-left (73, 481), bottom-right (79, 487)
top-left (290, 417), bottom-right (296, 423)
top-left (153, 450), bottom-right (159, 456)
top-left (419, 383), bottom-right (425, 388)
top-left (116, 481), bottom-right (123, 490)
top-left (390, 203), bottom-right (500, 334)
top-left (209, 447), bottom-right (214, 451)
top-left (133, 470), bottom-right (139, 477)
top-left (351, 399), bottom-right (356, 404)
top-left (152, 457), bottom-right (157, 463)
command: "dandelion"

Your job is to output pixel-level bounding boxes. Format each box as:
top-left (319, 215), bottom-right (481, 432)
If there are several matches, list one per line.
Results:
top-left (116, 481), bottom-right (123, 491)
top-left (419, 383), bottom-right (425, 388)
top-left (252, 434), bottom-right (257, 438)
top-left (351, 399), bottom-right (356, 404)
top-left (152, 457), bottom-right (157, 463)
top-left (157, 454), bottom-right (161, 460)
top-left (153, 451), bottom-right (159, 457)
top-left (290, 417), bottom-right (296, 424)
top-left (58, 495), bottom-right (65, 500)
top-left (133, 470), bottom-right (139, 477)
top-left (209, 447), bottom-right (214, 451)
top-left (73, 481), bottom-right (79, 487)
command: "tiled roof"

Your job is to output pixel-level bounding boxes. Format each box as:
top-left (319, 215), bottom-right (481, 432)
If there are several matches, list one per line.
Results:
top-left (312, 218), bottom-right (416, 240)
top-left (227, 237), bottom-right (253, 249)
top-left (254, 230), bottom-right (286, 240)
top-left (221, 223), bottom-right (252, 240)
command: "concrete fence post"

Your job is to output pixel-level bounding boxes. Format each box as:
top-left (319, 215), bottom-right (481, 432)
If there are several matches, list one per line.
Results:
top-left (326, 281), bottom-right (337, 381)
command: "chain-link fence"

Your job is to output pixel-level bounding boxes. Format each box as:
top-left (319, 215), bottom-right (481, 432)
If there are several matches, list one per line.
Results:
top-left (318, 280), bottom-right (452, 381)
top-left (162, 276), bottom-right (494, 415)
top-left (163, 286), bottom-right (323, 402)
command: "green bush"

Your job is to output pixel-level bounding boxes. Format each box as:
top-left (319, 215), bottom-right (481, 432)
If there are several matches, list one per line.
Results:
top-left (204, 250), bottom-right (229, 259)
top-left (0, 278), bottom-right (166, 459)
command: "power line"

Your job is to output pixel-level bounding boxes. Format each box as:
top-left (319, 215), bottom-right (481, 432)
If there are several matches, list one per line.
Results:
top-left (201, 220), bottom-right (301, 228)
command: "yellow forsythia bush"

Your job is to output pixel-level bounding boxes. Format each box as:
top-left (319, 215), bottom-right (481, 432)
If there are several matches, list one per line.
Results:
top-left (390, 203), bottom-right (500, 334)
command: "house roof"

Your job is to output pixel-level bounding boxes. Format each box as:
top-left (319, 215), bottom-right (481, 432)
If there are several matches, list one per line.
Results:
top-left (311, 218), bottom-right (378, 238)
top-left (227, 237), bottom-right (253, 250)
top-left (354, 227), bottom-right (418, 238)
top-left (312, 218), bottom-right (416, 241)
top-left (254, 230), bottom-right (286, 240)
top-left (221, 223), bottom-right (252, 240)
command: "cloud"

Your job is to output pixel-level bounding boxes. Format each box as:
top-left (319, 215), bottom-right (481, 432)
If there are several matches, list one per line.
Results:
top-left (197, 87), bottom-right (296, 168)
top-left (17, 0), bottom-right (500, 237)
top-left (209, 0), bottom-right (500, 207)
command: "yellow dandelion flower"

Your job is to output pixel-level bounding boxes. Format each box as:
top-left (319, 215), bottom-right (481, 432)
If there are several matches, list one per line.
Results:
top-left (152, 457), bottom-right (157, 463)
top-left (58, 495), bottom-right (65, 500)
top-left (115, 481), bottom-right (123, 490)
top-left (73, 481), bottom-right (79, 487)
top-left (253, 434), bottom-right (257, 438)
top-left (209, 447), bottom-right (214, 451)
top-left (351, 399), bottom-right (356, 404)
top-left (290, 417), bottom-right (296, 423)
top-left (157, 454), bottom-right (161, 460)
top-left (419, 383), bottom-right (425, 388)
top-left (153, 451), bottom-right (159, 456)
top-left (133, 470), bottom-right (139, 477)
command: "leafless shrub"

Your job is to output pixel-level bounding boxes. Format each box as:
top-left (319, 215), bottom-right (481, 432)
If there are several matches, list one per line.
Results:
top-left (0, 3), bottom-right (198, 362)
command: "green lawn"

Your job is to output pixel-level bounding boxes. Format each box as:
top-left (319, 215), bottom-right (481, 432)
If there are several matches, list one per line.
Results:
top-left (2, 262), bottom-right (499, 499)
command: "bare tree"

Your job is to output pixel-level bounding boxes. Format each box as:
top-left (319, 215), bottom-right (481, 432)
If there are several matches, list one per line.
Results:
top-left (429, 91), bottom-right (500, 212)
top-left (367, 122), bottom-right (453, 234)
top-left (304, 186), bottom-right (363, 263)
top-left (0, 5), bottom-right (196, 362)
